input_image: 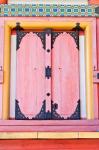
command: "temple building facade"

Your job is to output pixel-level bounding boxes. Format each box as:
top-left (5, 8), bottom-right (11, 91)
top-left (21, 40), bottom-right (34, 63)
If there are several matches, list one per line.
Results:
top-left (0, 0), bottom-right (99, 149)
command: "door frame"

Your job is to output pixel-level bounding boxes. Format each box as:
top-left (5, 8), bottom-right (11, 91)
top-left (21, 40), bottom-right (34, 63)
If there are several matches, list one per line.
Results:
top-left (3, 21), bottom-right (94, 120)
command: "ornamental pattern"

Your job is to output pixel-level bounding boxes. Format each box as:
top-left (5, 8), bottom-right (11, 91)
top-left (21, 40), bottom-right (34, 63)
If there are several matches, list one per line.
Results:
top-left (0, 4), bottom-right (98, 17)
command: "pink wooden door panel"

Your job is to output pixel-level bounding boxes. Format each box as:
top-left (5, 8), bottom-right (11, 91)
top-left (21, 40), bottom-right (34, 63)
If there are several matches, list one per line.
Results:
top-left (16, 32), bottom-right (45, 119)
top-left (52, 32), bottom-right (79, 119)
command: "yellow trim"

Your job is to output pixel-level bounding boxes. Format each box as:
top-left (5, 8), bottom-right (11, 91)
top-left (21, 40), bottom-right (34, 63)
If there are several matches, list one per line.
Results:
top-left (85, 25), bottom-right (94, 119)
top-left (0, 132), bottom-right (37, 139)
top-left (3, 21), bottom-right (94, 120)
top-left (6, 21), bottom-right (87, 30)
top-left (79, 132), bottom-right (99, 138)
top-left (1, 132), bottom-right (99, 139)
top-left (38, 132), bottom-right (78, 139)
top-left (2, 24), bottom-right (11, 119)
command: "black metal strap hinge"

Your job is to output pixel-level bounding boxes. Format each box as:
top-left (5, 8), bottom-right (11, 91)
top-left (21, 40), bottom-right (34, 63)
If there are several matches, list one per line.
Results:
top-left (45, 66), bottom-right (51, 79)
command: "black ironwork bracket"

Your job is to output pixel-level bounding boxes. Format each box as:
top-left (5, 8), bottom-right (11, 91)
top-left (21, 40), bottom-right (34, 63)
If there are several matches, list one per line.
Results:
top-left (51, 32), bottom-right (62, 48)
top-left (16, 28), bottom-right (52, 51)
top-left (15, 99), bottom-right (80, 120)
top-left (32, 100), bottom-right (52, 120)
top-left (16, 30), bottom-right (46, 50)
top-left (16, 31), bottom-right (27, 50)
top-left (69, 32), bottom-right (79, 49)
top-left (35, 32), bottom-right (45, 49)
top-left (67, 100), bottom-right (80, 120)
top-left (51, 31), bottom-right (79, 50)
top-left (15, 100), bottom-right (29, 120)
top-left (32, 100), bottom-right (64, 120)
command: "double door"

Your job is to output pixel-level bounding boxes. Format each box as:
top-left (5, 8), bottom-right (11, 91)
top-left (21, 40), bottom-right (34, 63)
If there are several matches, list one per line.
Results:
top-left (15, 29), bottom-right (80, 120)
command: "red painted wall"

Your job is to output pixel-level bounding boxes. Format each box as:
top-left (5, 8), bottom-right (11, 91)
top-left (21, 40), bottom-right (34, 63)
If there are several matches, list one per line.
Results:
top-left (89, 0), bottom-right (99, 4)
top-left (0, 0), bottom-right (7, 4)
top-left (0, 139), bottom-right (99, 150)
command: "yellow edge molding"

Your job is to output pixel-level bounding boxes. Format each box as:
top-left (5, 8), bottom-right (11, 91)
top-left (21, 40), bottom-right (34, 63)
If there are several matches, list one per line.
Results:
top-left (79, 132), bottom-right (99, 138)
top-left (3, 21), bottom-right (94, 120)
top-left (0, 132), bottom-right (37, 139)
top-left (85, 25), bottom-right (94, 119)
top-left (38, 132), bottom-right (78, 139)
top-left (3, 24), bottom-right (11, 119)
top-left (0, 132), bottom-right (99, 139)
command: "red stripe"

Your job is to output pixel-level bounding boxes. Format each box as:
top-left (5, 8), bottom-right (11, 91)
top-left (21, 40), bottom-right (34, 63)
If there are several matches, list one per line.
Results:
top-left (79, 31), bottom-right (84, 36)
top-left (11, 30), bottom-right (16, 35)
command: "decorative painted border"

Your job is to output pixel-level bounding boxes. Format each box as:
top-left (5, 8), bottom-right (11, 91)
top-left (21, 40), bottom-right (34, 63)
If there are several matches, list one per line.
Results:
top-left (0, 4), bottom-right (99, 17)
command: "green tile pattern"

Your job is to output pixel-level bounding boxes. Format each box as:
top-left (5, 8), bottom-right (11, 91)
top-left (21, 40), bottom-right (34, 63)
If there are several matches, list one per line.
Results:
top-left (0, 4), bottom-right (98, 17)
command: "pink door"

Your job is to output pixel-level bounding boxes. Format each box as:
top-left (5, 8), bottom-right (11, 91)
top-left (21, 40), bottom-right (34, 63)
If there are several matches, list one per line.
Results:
top-left (15, 29), bottom-right (80, 120)
top-left (16, 31), bottom-right (46, 119)
top-left (51, 31), bottom-right (80, 119)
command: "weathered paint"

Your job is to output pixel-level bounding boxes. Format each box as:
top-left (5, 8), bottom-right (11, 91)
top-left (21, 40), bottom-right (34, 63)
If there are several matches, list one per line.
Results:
top-left (16, 30), bottom-right (79, 119)
top-left (52, 32), bottom-right (79, 118)
top-left (16, 32), bottom-right (45, 119)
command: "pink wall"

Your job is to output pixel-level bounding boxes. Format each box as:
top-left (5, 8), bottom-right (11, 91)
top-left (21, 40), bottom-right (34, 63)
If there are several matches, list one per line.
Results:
top-left (0, 20), bottom-right (4, 119)
top-left (97, 18), bottom-right (99, 117)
